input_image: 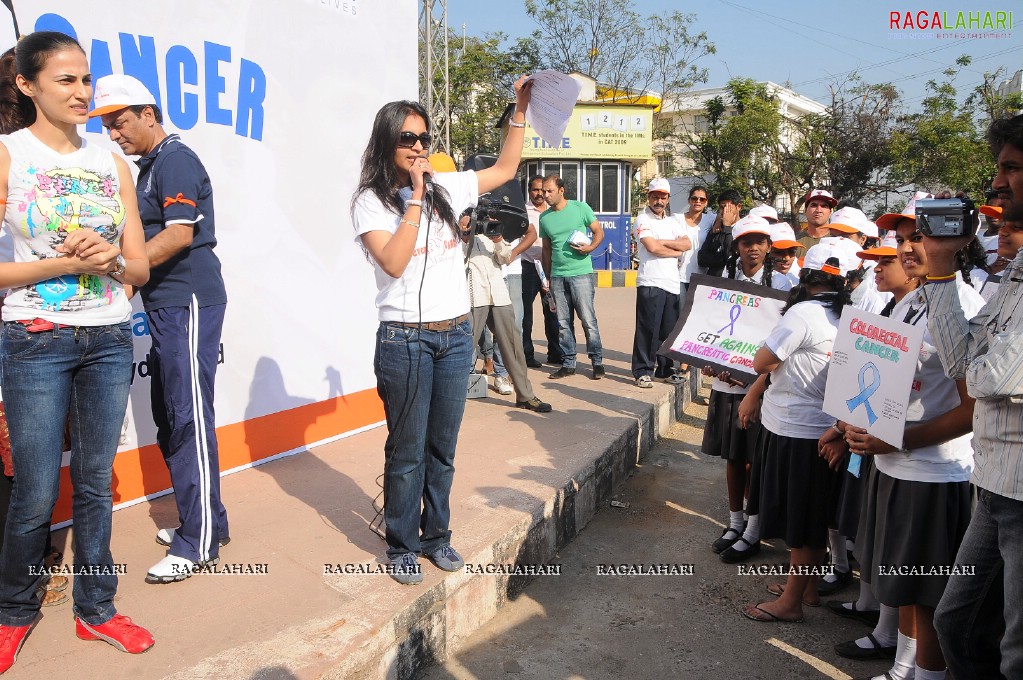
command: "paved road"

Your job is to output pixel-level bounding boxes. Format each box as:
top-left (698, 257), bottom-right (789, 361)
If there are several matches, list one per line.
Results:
top-left (423, 385), bottom-right (892, 680)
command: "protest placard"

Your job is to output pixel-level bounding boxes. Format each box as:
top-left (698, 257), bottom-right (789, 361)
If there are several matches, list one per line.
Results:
top-left (823, 307), bottom-right (925, 449)
top-left (658, 274), bottom-right (789, 385)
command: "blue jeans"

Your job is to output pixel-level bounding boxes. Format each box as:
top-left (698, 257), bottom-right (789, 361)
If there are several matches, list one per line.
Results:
top-left (374, 319), bottom-right (473, 559)
top-left (551, 273), bottom-right (602, 368)
top-left (0, 321), bottom-right (133, 626)
top-left (935, 487), bottom-right (1018, 679)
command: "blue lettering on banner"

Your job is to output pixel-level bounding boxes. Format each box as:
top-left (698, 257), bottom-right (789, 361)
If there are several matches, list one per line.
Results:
top-left (131, 312), bottom-right (151, 337)
top-left (529, 137), bottom-right (572, 149)
top-left (35, 13), bottom-right (267, 142)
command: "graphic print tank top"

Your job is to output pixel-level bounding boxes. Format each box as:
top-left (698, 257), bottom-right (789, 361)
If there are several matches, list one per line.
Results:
top-left (1, 128), bottom-right (131, 325)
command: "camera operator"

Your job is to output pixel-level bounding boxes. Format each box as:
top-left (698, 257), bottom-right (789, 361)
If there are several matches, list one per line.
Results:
top-left (920, 113), bottom-right (1023, 679)
top-left (461, 212), bottom-right (552, 414)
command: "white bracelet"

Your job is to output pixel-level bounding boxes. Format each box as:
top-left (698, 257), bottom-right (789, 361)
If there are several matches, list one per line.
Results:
top-left (509, 120), bottom-right (525, 128)
top-left (406, 199), bottom-right (423, 207)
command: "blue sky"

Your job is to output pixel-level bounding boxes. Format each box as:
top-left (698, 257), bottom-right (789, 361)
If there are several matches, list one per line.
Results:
top-left (444, 0), bottom-right (1021, 110)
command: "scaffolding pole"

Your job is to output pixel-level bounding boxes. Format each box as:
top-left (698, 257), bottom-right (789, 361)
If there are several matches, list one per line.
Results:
top-left (419, 0), bottom-right (450, 155)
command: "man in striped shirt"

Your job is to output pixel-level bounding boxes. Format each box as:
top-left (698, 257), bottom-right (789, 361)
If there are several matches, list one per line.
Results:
top-left (922, 113), bottom-right (1023, 680)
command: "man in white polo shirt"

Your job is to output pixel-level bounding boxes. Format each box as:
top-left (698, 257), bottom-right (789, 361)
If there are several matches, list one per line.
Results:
top-left (631, 179), bottom-right (691, 388)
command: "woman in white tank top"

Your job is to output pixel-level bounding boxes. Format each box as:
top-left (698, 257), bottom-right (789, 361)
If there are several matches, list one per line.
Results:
top-left (0, 32), bottom-right (152, 670)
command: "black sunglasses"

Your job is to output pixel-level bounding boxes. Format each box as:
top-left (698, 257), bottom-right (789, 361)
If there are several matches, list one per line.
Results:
top-left (397, 131), bottom-right (432, 148)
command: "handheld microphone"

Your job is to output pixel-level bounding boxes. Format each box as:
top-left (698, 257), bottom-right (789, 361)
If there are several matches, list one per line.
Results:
top-left (416, 155), bottom-right (434, 194)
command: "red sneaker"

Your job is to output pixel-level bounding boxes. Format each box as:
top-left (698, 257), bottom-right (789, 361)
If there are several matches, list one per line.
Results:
top-left (0, 623), bottom-right (33, 673)
top-left (75, 614), bottom-right (154, 654)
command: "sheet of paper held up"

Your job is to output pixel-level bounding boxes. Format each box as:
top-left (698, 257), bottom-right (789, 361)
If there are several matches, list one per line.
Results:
top-left (524, 70), bottom-right (582, 148)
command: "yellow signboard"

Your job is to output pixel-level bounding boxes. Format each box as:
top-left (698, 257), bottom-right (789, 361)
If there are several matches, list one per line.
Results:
top-left (517, 104), bottom-right (653, 160)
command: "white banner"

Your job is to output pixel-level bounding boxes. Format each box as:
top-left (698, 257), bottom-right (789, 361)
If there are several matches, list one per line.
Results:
top-left (823, 307), bottom-right (925, 449)
top-left (9, 2), bottom-right (408, 519)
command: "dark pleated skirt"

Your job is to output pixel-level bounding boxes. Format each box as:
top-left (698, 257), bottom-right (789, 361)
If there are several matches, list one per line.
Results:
top-left (747, 429), bottom-right (843, 549)
top-left (855, 463), bottom-right (972, 608)
top-left (834, 455), bottom-right (874, 540)
top-left (701, 389), bottom-right (761, 463)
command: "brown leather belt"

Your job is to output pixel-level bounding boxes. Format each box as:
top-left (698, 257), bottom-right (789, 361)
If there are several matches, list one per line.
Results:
top-left (390, 313), bottom-right (470, 332)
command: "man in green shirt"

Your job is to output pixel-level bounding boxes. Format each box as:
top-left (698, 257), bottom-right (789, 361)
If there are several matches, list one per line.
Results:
top-left (539, 175), bottom-right (606, 379)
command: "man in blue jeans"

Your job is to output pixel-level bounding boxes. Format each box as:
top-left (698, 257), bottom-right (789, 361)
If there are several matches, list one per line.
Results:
top-left (539, 175), bottom-right (605, 379)
top-left (93, 75), bottom-right (230, 583)
top-left (921, 113), bottom-right (1023, 680)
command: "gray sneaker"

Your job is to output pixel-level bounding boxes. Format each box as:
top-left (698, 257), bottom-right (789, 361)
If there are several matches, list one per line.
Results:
top-left (427, 544), bottom-right (465, 571)
top-left (389, 552), bottom-right (423, 585)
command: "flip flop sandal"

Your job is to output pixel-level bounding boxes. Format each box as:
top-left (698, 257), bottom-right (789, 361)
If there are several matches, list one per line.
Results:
top-left (45, 575), bottom-right (69, 592)
top-left (740, 602), bottom-right (803, 623)
top-left (765, 582), bottom-right (821, 607)
top-left (37, 584), bottom-right (68, 607)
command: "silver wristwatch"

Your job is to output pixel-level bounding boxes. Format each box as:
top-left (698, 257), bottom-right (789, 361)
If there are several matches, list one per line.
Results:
top-left (112, 255), bottom-right (127, 278)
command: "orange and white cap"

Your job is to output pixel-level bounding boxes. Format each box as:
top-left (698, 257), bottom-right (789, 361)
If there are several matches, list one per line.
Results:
top-left (803, 236), bottom-right (861, 276)
top-left (749, 204), bottom-right (779, 223)
top-left (876, 191), bottom-right (933, 231)
top-left (770, 222), bottom-right (801, 250)
top-left (731, 215), bottom-right (772, 240)
top-left (89, 74), bottom-right (157, 118)
top-left (857, 232), bottom-right (898, 260)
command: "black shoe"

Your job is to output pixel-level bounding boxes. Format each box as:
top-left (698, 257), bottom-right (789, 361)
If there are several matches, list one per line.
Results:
top-left (719, 537), bottom-right (760, 563)
top-left (549, 367), bottom-right (575, 379)
top-left (817, 568), bottom-right (853, 596)
top-left (712, 527), bottom-right (743, 554)
top-left (834, 633), bottom-right (896, 660)
top-left (592, 364), bottom-right (605, 380)
top-left (825, 600), bottom-right (880, 627)
top-left (516, 397), bottom-right (552, 413)
top-left (525, 357), bottom-right (543, 368)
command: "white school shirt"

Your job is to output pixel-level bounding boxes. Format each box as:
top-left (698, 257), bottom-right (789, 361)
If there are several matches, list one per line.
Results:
top-left (711, 266), bottom-right (791, 395)
top-left (760, 299), bottom-right (840, 440)
top-left (679, 211), bottom-right (715, 284)
top-left (352, 171), bottom-right (477, 323)
top-left (875, 282), bottom-right (985, 483)
top-left (634, 208), bottom-right (685, 294)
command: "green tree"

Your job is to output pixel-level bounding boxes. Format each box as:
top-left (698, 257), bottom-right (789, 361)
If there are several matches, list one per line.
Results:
top-left (891, 56), bottom-right (993, 195)
top-left (439, 32), bottom-right (540, 163)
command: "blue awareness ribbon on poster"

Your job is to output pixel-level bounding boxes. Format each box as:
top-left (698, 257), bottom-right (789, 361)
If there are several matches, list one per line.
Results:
top-left (846, 362), bottom-right (880, 425)
top-left (716, 304), bottom-right (742, 336)
top-left (847, 453), bottom-right (862, 478)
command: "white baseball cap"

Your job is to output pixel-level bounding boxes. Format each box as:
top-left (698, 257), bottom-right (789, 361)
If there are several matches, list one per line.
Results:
top-left (770, 222), bottom-right (800, 249)
top-left (647, 178), bottom-right (671, 194)
top-left (828, 206), bottom-right (870, 235)
top-left (731, 215), bottom-right (772, 240)
top-left (803, 236), bottom-right (861, 276)
top-left (749, 204), bottom-right (779, 223)
top-left (89, 74), bottom-right (157, 118)
top-left (805, 189), bottom-right (838, 208)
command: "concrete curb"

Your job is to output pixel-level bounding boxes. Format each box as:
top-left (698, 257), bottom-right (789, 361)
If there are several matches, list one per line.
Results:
top-left (331, 378), bottom-right (693, 679)
top-left (596, 270), bottom-right (637, 288)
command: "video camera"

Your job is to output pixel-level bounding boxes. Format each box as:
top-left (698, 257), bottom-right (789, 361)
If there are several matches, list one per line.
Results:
top-left (916, 198), bottom-right (978, 237)
top-left (467, 196), bottom-right (528, 240)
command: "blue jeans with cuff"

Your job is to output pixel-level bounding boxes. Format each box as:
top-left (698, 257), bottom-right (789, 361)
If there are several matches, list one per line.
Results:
top-left (374, 318), bottom-right (473, 559)
top-left (0, 321), bottom-right (133, 627)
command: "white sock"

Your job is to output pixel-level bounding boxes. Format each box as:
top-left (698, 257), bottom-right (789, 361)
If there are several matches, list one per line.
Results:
top-left (853, 580), bottom-right (880, 611)
top-left (742, 497), bottom-right (749, 522)
top-left (824, 530), bottom-right (849, 582)
top-left (856, 604), bottom-right (898, 648)
top-left (728, 510), bottom-right (744, 533)
top-left (914, 666), bottom-right (945, 680)
top-left (886, 632), bottom-right (917, 680)
top-left (846, 538), bottom-right (856, 553)
top-left (731, 514), bottom-right (759, 551)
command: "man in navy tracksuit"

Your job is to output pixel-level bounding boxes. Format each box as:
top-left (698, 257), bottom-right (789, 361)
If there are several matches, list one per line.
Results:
top-left (92, 75), bottom-right (229, 582)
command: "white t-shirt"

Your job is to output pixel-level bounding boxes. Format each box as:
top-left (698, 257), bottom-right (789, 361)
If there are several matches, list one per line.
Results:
top-left (774, 267), bottom-right (800, 290)
top-left (1, 128), bottom-right (131, 326)
top-left (352, 170), bottom-right (478, 322)
top-left (679, 211), bottom-right (715, 284)
top-left (635, 208), bottom-right (685, 294)
top-left (520, 203), bottom-right (544, 264)
top-left (711, 266), bottom-right (791, 395)
top-left (851, 266), bottom-right (889, 315)
top-left (875, 282), bottom-right (984, 483)
top-left (760, 299), bottom-right (839, 440)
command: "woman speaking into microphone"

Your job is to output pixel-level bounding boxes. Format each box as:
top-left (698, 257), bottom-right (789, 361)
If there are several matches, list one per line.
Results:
top-left (351, 77), bottom-right (532, 584)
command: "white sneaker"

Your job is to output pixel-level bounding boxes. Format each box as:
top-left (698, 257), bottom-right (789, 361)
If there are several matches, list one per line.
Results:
top-left (156, 527), bottom-right (230, 547)
top-left (146, 554), bottom-right (197, 584)
top-left (494, 376), bottom-right (513, 395)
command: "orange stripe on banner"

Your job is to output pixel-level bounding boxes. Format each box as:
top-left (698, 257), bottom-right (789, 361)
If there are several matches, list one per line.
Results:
top-left (50, 388), bottom-right (384, 524)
